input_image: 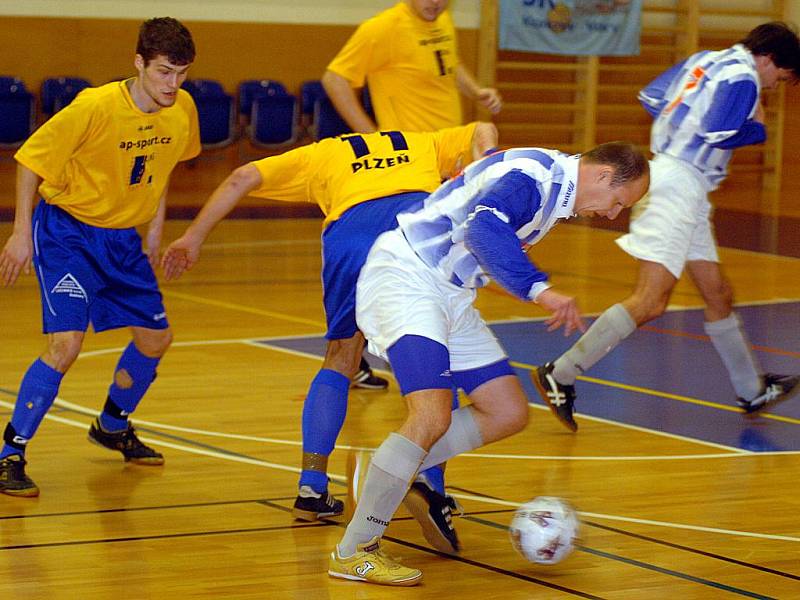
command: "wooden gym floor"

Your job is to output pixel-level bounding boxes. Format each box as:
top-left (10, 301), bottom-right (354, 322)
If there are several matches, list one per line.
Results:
top-left (0, 214), bottom-right (799, 599)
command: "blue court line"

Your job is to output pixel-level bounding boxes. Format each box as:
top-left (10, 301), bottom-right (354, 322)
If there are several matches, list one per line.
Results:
top-left (259, 302), bottom-right (800, 451)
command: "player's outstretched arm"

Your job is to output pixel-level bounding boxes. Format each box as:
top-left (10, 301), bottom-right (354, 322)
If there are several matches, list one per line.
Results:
top-left (536, 288), bottom-right (586, 337)
top-left (0, 164), bottom-right (40, 286)
top-left (161, 164), bottom-right (262, 280)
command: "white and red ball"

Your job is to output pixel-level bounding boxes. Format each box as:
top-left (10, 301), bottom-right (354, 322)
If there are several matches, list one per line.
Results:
top-left (509, 496), bottom-right (579, 564)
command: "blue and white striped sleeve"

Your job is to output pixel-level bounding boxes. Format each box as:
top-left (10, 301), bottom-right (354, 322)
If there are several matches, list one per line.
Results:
top-left (463, 170), bottom-right (550, 301)
top-left (702, 79), bottom-right (766, 149)
top-left (639, 59), bottom-right (686, 118)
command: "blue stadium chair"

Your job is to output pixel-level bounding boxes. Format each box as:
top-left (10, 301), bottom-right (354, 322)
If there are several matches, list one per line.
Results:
top-left (313, 97), bottom-right (352, 140)
top-left (237, 79), bottom-right (289, 124)
top-left (40, 77), bottom-right (91, 116)
top-left (300, 80), bottom-right (326, 122)
top-left (181, 79), bottom-right (236, 149)
top-left (0, 76), bottom-right (35, 148)
top-left (249, 94), bottom-right (298, 147)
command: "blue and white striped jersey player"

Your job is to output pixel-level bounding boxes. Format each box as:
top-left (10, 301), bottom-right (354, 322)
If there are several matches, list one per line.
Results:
top-left (327, 142), bottom-right (649, 586)
top-left (534, 22), bottom-right (800, 434)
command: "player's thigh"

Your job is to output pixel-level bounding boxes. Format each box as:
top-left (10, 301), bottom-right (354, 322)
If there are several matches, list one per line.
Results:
top-left (32, 202), bottom-right (102, 334)
top-left (356, 230), bottom-right (451, 358)
top-left (616, 157), bottom-right (707, 279)
top-left (91, 230), bottom-right (169, 333)
top-left (447, 296), bottom-right (508, 372)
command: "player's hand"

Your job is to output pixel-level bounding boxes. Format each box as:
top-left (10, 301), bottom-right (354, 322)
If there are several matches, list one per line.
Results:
top-left (536, 289), bottom-right (586, 336)
top-left (161, 235), bottom-right (201, 280)
top-left (477, 88), bottom-right (503, 114)
top-left (0, 232), bottom-right (33, 286)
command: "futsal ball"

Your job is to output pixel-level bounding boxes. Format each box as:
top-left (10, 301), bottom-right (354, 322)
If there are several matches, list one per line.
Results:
top-left (509, 496), bottom-right (579, 565)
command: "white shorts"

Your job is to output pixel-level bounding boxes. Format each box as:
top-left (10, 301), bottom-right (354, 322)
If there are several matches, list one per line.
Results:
top-left (356, 229), bottom-right (507, 371)
top-left (615, 154), bottom-right (718, 279)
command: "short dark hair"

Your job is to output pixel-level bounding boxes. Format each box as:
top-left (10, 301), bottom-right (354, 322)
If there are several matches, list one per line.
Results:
top-left (739, 21), bottom-right (800, 77)
top-left (581, 141), bottom-right (649, 187)
top-left (137, 17), bottom-right (195, 66)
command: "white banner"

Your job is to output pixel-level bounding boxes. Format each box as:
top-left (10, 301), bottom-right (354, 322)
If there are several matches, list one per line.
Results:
top-left (499, 0), bottom-right (642, 56)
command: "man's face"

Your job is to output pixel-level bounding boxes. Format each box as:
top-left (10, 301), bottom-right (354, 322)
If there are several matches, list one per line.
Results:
top-left (756, 56), bottom-right (796, 90)
top-left (575, 170), bottom-right (650, 220)
top-left (408, 0), bottom-right (449, 22)
top-left (136, 54), bottom-right (191, 109)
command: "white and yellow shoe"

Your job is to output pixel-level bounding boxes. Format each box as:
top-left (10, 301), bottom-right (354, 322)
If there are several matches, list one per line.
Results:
top-left (328, 536), bottom-right (422, 586)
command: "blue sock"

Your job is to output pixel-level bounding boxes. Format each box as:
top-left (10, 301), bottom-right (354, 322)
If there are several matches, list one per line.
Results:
top-left (299, 368), bottom-right (349, 493)
top-left (99, 342), bottom-right (160, 432)
top-left (418, 387), bottom-right (458, 495)
top-left (0, 359), bottom-right (63, 459)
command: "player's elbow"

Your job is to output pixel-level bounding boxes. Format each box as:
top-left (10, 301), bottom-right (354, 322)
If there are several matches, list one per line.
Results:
top-left (473, 122), bottom-right (499, 158)
top-left (228, 164), bottom-right (261, 195)
top-left (321, 70), bottom-right (348, 97)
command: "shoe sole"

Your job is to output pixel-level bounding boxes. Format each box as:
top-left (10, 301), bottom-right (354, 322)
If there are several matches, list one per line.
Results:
top-left (328, 568), bottom-right (422, 586)
top-left (292, 506), bottom-right (343, 522)
top-left (87, 435), bottom-right (165, 466)
top-left (0, 486), bottom-right (40, 498)
top-left (351, 382), bottom-right (389, 390)
top-left (402, 487), bottom-right (459, 554)
top-left (531, 369), bottom-right (578, 432)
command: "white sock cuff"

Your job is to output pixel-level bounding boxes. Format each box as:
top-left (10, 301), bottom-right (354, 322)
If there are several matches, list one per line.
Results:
top-left (703, 312), bottom-right (739, 335)
top-left (371, 432), bottom-right (426, 481)
top-left (607, 303), bottom-right (637, 337)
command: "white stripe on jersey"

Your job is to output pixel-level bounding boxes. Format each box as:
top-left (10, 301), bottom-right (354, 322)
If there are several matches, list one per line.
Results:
top-left (397, 148), bottom-right (578, 290)
top-left (644, 44), bottom-right (759, 189)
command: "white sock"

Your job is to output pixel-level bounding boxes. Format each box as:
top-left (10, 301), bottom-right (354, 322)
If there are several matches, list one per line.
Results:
top-left (553, 303), bottom-right (636, 384)
top-left (704, 312), bottom-right (762, 400)
top-left (418, 406), bottom-right (483, 472)
top-left (338, 433), bottom-right (425, 557)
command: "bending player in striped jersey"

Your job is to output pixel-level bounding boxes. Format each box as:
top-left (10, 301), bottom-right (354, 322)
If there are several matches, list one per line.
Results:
top-left (534, 22), bottom-right (800, 432)
top-left (328, 142), bottom-right (649, 586)
top-left (162, 122), bottom-right (498, 554)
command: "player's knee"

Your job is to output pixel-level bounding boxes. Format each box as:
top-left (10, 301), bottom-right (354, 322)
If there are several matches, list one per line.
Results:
top-left (626, 292), bottom-right (667, 324)
top-left (45, 334), bottom-right (84, 372)
top-left (136, 329), bottom-right (173, 357)
top-left (498, 394), bottom-right (529, 436)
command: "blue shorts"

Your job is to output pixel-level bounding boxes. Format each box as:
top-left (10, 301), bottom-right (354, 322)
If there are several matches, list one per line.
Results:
top-left (32, 200), bottom-right (169, 334)
top-left (321, 192), bottom-right (426, 340)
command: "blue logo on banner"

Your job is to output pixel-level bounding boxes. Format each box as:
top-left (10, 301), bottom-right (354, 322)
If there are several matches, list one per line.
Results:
top-left (499, 0), bottom-right (641, 56)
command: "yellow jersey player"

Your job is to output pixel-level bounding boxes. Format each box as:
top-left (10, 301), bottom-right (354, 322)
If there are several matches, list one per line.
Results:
top-left (322, 0), bottom-right (502, 133)
top-left (0, 17), bottom-right (200, 497)
top-left (162, 122), bottom-right (498, 553)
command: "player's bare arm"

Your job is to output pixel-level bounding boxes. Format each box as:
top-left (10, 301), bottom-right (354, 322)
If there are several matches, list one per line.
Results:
top-left (145, 181), bottom-right (169, 269)
top-left (0, 164), bottom-right (41, 286)
top-left (161, 163), bottom-right (262, 280)
top-left (455, 64), bottom-right (502, 114)
top-left (321, 70), bottom-right (377, 133)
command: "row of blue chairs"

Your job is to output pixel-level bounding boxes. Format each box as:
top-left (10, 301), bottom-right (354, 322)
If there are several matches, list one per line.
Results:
top-left (0, 76), bottom-right (92, 148)
top-left (183, 78), bottom-right (369, 149)
top-left (0, 75), bottom-right (369, 150)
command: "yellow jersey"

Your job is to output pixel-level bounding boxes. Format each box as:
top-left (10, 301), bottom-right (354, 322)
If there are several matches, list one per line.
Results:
top-left (327, 2), bottom-right (462, 131)
top-left (15, 79), bottom-right (200, 228)
top-left (250, 123), bottom-right (476, 225)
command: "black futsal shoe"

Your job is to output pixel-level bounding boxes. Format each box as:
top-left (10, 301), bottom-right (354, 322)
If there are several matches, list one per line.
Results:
top-left (533, 362), bottom-right (578, 432)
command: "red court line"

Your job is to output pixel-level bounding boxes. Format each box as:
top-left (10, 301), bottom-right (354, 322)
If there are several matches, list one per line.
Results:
top-left (640, 325), bottom-right (800, 359)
